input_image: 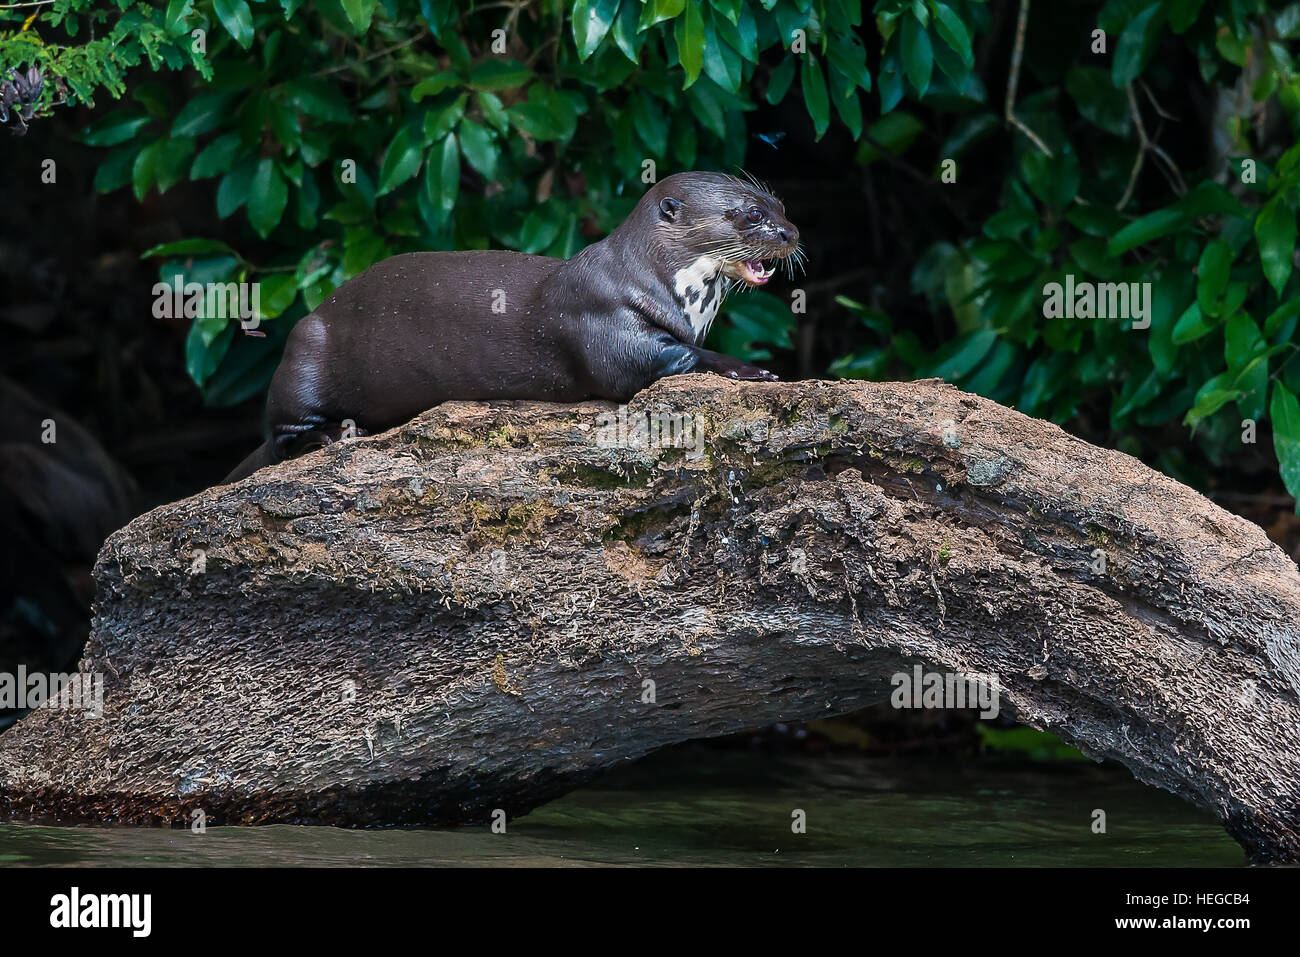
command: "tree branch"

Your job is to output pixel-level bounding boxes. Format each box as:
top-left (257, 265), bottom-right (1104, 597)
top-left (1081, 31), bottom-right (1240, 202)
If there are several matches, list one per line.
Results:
top-left (1003, 0), bottom-right (1053, 157)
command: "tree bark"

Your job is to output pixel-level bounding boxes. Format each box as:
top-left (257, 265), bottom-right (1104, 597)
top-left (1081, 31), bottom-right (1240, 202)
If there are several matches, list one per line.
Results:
top-left (2, 375), bottom-right (1298, 861)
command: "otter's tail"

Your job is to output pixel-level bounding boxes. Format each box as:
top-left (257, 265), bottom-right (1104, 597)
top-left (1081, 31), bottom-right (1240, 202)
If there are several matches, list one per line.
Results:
top-left (221, 441), bottom-right (280, 484)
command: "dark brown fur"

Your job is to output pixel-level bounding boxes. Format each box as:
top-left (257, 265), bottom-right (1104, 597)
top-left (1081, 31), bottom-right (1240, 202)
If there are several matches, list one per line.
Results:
top-left (225, 172), bottom-right (799, 482)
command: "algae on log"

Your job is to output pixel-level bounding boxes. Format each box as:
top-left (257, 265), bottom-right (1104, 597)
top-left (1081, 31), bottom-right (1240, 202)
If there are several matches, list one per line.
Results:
top-left (1, 375), bottom-right (1298, 861)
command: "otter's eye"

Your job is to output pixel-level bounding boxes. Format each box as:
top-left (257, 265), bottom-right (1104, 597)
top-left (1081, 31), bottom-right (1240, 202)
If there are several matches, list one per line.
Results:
top-left (745, 207), bottom-right (764, 225)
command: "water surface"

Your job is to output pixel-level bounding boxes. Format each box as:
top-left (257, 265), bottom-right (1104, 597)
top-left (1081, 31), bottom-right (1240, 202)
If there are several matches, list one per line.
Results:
top-left (0, 748), bottom-right (1248, 866)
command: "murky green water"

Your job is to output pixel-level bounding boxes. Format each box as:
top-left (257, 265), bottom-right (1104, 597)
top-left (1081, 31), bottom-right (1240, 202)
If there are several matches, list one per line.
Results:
top-left (0, 747), bottom-right (1248, 866)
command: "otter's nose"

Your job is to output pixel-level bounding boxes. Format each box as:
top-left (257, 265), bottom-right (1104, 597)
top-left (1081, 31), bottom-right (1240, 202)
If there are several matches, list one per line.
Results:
top-left (777, 225), bottom-right (798, 246)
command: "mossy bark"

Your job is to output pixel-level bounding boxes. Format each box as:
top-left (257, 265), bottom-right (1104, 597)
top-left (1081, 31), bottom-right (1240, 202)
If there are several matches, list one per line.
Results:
top-left (2, 375), bottom-right (1298, 861)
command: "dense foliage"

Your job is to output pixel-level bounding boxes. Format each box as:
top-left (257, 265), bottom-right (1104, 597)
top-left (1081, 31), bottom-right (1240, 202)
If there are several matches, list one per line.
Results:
top-left (3, 0), bottom-right (1299, 508)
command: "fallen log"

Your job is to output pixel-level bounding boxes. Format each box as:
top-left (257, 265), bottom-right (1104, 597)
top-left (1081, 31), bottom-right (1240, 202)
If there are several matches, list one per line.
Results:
top-left (2, 375), bottom-right (1298, 861)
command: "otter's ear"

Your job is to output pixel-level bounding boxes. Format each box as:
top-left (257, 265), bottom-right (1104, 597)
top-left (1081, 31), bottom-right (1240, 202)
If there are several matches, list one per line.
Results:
top-left (658, 197), bottom-right (682, 221)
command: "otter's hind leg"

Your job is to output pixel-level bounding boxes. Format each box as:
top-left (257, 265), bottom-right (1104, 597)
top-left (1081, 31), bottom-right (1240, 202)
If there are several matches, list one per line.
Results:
top-left (221, 419), bottom-right (370, 484)
top-left (222, 441), bottom-right (279, 483)
top-left (273, 417), bottom-right (370, 458)
top-left (262, 315), bottom-right (369, 460)
top-left (219, 418), bottom-right (320, 484)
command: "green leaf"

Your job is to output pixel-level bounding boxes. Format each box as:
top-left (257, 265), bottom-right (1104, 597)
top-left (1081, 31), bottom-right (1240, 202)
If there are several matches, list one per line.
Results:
top-left (424, 134), bottom-right (460, 226)
top-left (1067, 203), bottom-right (1127, 237)
top-left (412, 73), bottom-right (460, 102)
top-left (711, 291), bottom-right (795, 360)
top-left (877, 46), bottom-right (905, 113)
top-left (702, 14), bottom-right (743, 91)
top-left (899, 13), bottom-right (934, 95)
top-left (191, 133), bottom-right (243, 179)
top-left (477, 92), bottom-right (510, 134)
top-left (1021, 149), bottom-right (1080, 210)
top-left (930, 2), bottom-right (973, 68)
top-left (1112, 3), bottom-right (1162, 86)
top-left (686, 81), bottom-right (726, 137)
top-left (425, 93), bottom-right (468, 141)
top-left (675, 3), bottom-right (706, 88)
top-left (1195, 240), bottom-right (1233, 316)
top-left (340, 0), bottom-right (378, 34)
top-left (213, 0), bottom-right (255, 49)
top-left (856, 111), bottom-right (923, 163)
top-left (248, 158), bottom-right (289, 237)
top-left (939, 112), bottom-right (997, 158)
top-left (1172, 180), bottom-right (1247, 218)
top-left (282, 78), bottom-right (353, 122)
top-left (801, 56), bottom-right (830, 140)
top-left (1255, 195), bottom-right (1298, 295)
top-left (142, 238), bottom-right (238, 259)
top-left (1166, 0), bottom-right (1206, 33)
top-left (1215, 24), bottom-right (1249, 66)
top-left (458, 118), bottom-right (498, 180)
top-left (256, 273), bottom-right (300, 319)
top-left (467, 59), bottom-right (534, 92)
top-left (1171, 301), bottom-right (1214, 344)
top-left (165, 0), bottom-right (195, 33)
top-left (172, 93), bottom-right (234, 137)
top-left (640, 0), bottom-right (686, 31)
top-left (377, 125), bottom-right (423, 196)
top-left (715, 1), bottom-right (759, 63)
top-left (297, 168), bottom-right (321, 229)
top-left (766, 55), bottom-right (797, 104)
top-left (1183, 374), bottom-right (1239, 429)
top-left (132, 135), bottom-right (195, 199)
top-left (217, 158), bottom-right (257, 218)
top-left (294, 245), bottom-right (333, 289)
top-left (1278, 3), bottom-right (1300, 38)
top-left (1114, 368), bottom-right (1163, 421)
top-left (632, 92), bottom-right (669, 157)
top-left (1147, 270), bottom-right (1193, 376)
top-left (1233, 353), bottom-right (1271, 423)
top-left (1065, 67), bottom-right (1129, 135)
top-left (1224, 313), bottom-right (1264, 371)
top-left (712, 0), bottom-right (741, 25)
top-left (519, 208), bottom-right (562, 254)
top-left (827, 33), bottom-right (871, 93)
top-left (83, 112), bottom-right (152, 147)
top-left (1271, 381), bottom-right (1300, 511)
top-left (1107, 208), bottom-right (1185, 256)
top-left (94, 147), bottom-right (138, 193)
top-left (185, 316), bottom-right (235, 389)
top-left (342, 229), bottom-right (388, 277)
top-left (1264, 297), bottom-right (1300, 337)
top-left (927, 329), bottom-right (998, 380)
top-left (200, 330), bottom-right (285, 408)
top-left (612, 0), bottom-right (644, 62)
top-left (506, 86), bottom-right (576, 141)
top-left (829, 74), bottom-right (862, 138)
top-left (573, 0), bottom-right (620, 61)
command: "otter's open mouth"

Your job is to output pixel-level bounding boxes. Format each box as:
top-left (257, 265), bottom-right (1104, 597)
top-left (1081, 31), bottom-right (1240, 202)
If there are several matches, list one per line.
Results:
top-left (734, 259), bottom-right (777, 286)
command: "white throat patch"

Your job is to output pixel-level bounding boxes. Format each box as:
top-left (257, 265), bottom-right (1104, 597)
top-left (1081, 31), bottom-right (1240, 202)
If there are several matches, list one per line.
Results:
top-left (672, 256), bottom-right (724, 342)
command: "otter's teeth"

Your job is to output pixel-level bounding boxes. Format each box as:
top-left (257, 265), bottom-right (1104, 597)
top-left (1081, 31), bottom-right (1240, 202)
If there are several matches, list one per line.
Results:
top-left (739, 259), bottom-right (774, 285)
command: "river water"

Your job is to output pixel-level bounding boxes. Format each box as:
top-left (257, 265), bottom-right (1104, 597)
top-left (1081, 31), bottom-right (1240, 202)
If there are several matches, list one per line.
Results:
top-left (0, 746), bottom-right (1247, 866)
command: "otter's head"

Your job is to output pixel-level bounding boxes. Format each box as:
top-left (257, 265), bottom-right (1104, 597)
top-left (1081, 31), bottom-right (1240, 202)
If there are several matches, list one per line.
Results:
top-left (647, 171), bottom-right (802, 287)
